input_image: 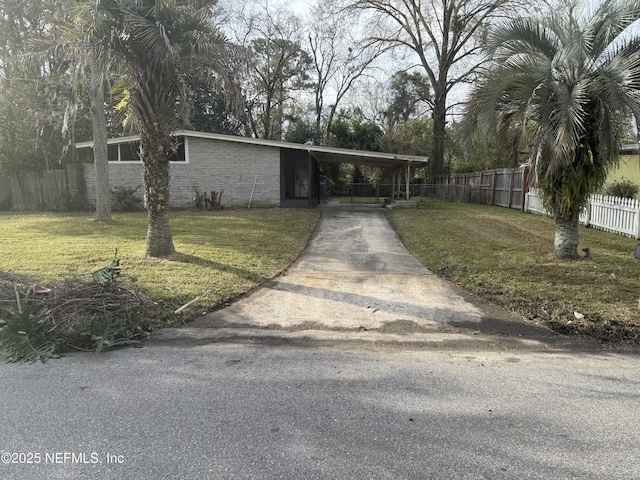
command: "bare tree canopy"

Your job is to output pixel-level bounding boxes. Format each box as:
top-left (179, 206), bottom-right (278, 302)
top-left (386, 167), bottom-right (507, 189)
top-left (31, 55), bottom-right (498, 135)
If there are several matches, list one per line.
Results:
top-left (307, 0), bottom-right (386, 144)
top-left (346, 0), bottom-right (523, 179)
top-left (225, 0), bottom-right (311, 140)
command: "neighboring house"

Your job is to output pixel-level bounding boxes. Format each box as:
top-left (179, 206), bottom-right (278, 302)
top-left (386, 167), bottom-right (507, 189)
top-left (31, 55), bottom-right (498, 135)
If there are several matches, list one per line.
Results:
top-left (606, 144), bottom-right (640, 195)
top-left (75, 130), bottom-right (428, 209)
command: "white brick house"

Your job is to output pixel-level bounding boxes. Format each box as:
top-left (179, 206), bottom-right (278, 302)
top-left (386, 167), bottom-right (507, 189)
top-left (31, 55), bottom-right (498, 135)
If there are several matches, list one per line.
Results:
top-left (76, 130), bottom-right (428, 209)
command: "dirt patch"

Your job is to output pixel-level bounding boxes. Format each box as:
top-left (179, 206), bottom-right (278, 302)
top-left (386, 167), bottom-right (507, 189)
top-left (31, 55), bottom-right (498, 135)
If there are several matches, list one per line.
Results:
top-left (376, 319), bottom-right (443, 335)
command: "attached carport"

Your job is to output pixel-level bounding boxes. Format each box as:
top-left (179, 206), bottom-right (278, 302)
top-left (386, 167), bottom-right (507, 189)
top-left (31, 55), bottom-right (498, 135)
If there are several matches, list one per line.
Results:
top-left (282, 142), bottom-right (429, 208)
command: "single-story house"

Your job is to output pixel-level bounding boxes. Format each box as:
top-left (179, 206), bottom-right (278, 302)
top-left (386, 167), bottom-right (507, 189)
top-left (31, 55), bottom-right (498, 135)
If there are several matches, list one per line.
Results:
top-left (607, 144), bottom-right (640, 195)
top-left (76, 130), bottom-right (429, 209)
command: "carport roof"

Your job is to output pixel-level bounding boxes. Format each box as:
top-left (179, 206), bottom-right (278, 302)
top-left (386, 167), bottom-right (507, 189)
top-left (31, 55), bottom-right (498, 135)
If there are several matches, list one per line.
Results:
top-left (76, 129), bottom-right (429, 169)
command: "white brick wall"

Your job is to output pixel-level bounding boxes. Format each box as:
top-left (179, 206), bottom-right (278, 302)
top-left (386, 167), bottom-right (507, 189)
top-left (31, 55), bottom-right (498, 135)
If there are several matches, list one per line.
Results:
top-left (82, 137), bottom-right (281, 208)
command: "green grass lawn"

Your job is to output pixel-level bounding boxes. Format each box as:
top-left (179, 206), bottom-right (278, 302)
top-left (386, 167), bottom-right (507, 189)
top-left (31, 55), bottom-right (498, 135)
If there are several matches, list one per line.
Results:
top-left (0, 209), bottom-right (319, 327)
top-left (387, 198), bottom-right (640, 346)
top-left (4, 201), bottom-right (638, 346)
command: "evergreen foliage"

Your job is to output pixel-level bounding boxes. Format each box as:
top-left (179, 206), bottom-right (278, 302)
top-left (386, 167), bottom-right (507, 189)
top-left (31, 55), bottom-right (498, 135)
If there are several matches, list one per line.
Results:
top-left (466, 0), bottom-right (640, 258)
top-left (0, 297), bottom-right (61, 363)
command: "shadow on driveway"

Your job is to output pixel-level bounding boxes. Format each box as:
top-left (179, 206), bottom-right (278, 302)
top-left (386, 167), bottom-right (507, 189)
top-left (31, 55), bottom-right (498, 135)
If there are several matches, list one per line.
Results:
top-left (153, 203), bottom-right (598, 352)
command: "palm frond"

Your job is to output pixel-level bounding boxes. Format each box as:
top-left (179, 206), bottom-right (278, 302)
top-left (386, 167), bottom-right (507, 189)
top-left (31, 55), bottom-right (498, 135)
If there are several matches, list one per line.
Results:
top-left (595, 36), bottom-right (640, 98)
top-left (84, 317), bottom-right (139, 353)
top-left (549, 79), bottom-right (589, 159)
top-left (0, 300), bottom-right (61, 363)
top-left (488, 17), bottom-right (559, 61)
top-left (91, 250), bottom-right (121, 287)
top-left (586, 0), bottom-right (640, 58)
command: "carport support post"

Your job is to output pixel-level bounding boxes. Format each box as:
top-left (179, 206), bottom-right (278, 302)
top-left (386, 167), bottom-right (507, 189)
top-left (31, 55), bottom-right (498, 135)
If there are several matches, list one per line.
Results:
top-left (406, 164), bottom-right (410, 200)
top-left (391, 169), bottom-right (395, 200)
top-left (395, 168), bottom-right (399, 199)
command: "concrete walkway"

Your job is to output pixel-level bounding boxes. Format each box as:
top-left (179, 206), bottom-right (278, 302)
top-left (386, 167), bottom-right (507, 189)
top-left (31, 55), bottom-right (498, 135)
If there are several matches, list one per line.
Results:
top-left (154, 202), bottom-right (576, 350)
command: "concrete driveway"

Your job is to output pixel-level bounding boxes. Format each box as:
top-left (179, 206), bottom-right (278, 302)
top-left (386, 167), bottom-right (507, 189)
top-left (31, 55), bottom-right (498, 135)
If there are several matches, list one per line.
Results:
top-left (155, 202), bottom-right (575, 350)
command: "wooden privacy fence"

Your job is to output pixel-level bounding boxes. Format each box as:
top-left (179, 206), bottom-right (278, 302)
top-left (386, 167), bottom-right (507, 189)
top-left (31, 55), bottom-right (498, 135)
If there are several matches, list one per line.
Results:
top-left (9, 170), bottom-right (69, 211)
top-left (525, 188), bottom-right (640, 239)
top-left (436, 168), bottom-right (640, 240)
top-left (0, 177), bottom-right (11, 210)
top-left (435, 167), bottom-right (526, 210)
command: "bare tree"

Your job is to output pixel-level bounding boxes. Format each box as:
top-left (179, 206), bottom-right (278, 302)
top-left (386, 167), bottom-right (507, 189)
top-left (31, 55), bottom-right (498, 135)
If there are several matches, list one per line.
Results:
top-left (307, 0), bottom-right (385, 143)
top-left (227, 1), bottom-right (311, 140)
top-left (347, 0), bottom-right (518, 179)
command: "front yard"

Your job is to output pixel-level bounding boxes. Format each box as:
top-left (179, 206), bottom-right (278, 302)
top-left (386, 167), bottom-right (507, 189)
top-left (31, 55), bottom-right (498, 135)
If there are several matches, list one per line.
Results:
top-left (0, 209), bottom-right (320, 330)
top-left (387, 199), bottom-right (640, 347)
top-left (3, 200), bottom-right (639, 349)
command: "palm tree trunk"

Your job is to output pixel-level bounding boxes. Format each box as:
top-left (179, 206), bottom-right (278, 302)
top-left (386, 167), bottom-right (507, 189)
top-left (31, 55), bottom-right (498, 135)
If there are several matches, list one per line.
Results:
top-left (141, 132), bottom-right (175, 257)
top-left (88, 58), bottom-right (112, 223)
top-left (554, 217), bottom-right (579, 259)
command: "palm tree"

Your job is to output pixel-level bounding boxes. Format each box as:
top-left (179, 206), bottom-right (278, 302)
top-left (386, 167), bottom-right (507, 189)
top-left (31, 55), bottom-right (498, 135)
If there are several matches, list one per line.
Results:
top-left (68, 5), bottom-right (114, 223)
top-left (29, 1), bottom-right (113, 222)
top-left (93, 0), bottom-right (241, 256)
top-left (466, 0), bottom-right (640, 259)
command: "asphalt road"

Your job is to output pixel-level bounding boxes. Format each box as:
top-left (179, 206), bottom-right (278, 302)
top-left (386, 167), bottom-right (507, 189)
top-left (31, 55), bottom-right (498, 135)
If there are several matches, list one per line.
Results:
top-left (1, 344), bottom-right (639, 479)
top-left (1, 203), bottom-right (639, 479)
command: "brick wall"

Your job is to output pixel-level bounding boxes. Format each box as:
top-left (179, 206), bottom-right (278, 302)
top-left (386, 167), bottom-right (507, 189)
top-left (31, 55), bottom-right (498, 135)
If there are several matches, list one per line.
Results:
top-left (180, 137), bottom-right (281, 207)
top-left (81, 137), bottom-right (282, 208)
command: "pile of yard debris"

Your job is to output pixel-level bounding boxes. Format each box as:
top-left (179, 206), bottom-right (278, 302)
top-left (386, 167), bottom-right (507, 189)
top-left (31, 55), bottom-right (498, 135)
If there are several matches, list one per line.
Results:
top-left (0, 256), bottom-right (150, 363)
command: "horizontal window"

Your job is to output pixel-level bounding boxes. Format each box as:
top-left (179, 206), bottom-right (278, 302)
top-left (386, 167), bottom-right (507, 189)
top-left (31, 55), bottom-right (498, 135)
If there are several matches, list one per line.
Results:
top-left (120, 142), bottom-right (140, 161)
top-left (107, 136), bottom-right (187, 162)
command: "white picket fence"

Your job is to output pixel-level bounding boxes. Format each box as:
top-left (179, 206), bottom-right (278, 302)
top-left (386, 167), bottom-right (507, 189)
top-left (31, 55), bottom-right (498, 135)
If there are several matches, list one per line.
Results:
top-left (525, 189), bottom-right (640, 239)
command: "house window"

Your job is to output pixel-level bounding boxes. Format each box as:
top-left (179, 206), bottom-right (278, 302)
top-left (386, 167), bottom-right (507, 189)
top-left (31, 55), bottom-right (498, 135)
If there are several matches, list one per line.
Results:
top-left (107, 145), bottom-right (119, 161)
top-left (171, 138), bottom-right (186, 162)
top-left (120, 142), bottom-right (140, 161)
top-left (107, 142), bottom-right (138, 162)
top-left (107, 136), bottom-right (187, 162)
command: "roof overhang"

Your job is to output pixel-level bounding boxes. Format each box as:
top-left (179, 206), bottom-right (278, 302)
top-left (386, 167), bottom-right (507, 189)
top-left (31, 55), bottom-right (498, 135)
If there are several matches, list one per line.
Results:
top-left (75, 130), bottom-right (429, 169)
top-left (621, 144), bottom-right (640, 155)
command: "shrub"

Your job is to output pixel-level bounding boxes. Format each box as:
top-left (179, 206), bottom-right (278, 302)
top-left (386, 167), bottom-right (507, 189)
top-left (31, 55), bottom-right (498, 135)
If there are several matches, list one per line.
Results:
top-left (111, 186), bottom-right (144, 212)
top-left (0, 288), bottom-right (62, 363)
top-left (605, 179), bottom-right (639, 199)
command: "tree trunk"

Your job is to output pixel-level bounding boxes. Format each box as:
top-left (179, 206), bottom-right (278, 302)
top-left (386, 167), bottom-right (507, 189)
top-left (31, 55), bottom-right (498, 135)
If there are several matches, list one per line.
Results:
top-left (431, 87), bottom-right (447, 181)
top-left (88, 62), bottom-right (112, 223)
top-left (314, 89), bottom-right (323, 144)
top-left (141, 132), bottom-right (175, 257)
top-left (554, 217), bottom-right (579, 259)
